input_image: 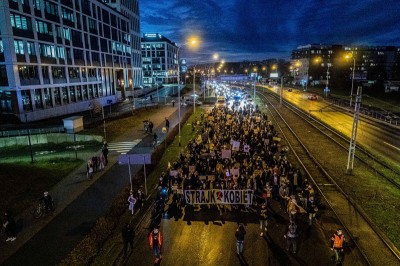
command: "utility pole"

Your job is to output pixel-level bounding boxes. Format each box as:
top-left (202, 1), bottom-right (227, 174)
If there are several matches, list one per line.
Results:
top-left (346, 86), bottom-right (362, 174)
top-left (193, 66), bottom-right (196, 113)
top-left (280, 76), bottom-right (283, 107)
top-left (349, 57), bottom-right (356, 107)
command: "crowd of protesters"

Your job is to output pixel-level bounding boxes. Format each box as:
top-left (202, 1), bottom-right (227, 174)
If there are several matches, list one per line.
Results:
top-left (158, 104), bottom-right (315, 208)
top-left (121, 98), bottom-right (347, 262)
top-left (152, 102), bottom-right (320, 253)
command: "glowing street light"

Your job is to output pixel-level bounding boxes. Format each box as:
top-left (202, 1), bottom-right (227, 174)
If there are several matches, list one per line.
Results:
top-left (176, 36), bottom-right (200, 146)
top-left (345, 52), bottom-right (356, 107)
top-left (315, 57), bottom-right (332, 96)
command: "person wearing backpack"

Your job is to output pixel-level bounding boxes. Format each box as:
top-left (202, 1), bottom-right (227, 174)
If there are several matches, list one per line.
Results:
top-left (284, 221), bottom-right (298, 254)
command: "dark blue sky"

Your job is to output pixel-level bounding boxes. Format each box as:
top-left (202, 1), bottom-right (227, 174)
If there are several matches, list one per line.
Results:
top-left (140, 0), bottom-right (400, 63)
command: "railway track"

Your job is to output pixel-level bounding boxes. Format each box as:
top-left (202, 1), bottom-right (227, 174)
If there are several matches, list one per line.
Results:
top-left (257, 90), bottom-right (400, 265)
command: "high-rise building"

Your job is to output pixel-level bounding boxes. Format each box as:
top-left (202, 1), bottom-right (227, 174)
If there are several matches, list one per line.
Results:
top-left (141, 33), bottom-right (179, 87)
top-left (0, 0), bottom-right (141, 123)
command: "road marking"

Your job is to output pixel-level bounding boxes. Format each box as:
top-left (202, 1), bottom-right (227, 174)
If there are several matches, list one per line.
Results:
top-left (383, 141), bottom-right (400, 151)
top-left (107, 139), bottom-right (141, 154)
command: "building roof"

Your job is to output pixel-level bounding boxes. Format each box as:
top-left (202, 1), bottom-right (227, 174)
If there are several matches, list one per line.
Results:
top-left (141, 33), bottom-right (177, 46)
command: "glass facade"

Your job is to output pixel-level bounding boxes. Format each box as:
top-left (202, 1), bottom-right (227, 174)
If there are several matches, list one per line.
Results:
top-left (0, 0), bottom-right (142, 121)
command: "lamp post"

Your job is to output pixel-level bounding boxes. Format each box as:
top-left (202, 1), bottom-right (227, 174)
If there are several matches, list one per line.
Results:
top-left (325, 63), bottom-right (331, 96)
top-left (346, 52), bottom-right (356, 107)
top-left (176, 37), bottom-right (199, 147)
top-left (177, 46), bottom-right (182, 146)
top-left (193, 66), bottom-right (196, 114)
top-left (253, 67), bottom-right (258, 100)
top-left (305, 62), bottom-right (309, 91)
top-left (315, 57), bottom-right (331, 97)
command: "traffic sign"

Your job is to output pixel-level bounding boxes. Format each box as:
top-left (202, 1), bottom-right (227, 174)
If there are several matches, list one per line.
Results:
top-left (118, 153), bottom-right (151, 165)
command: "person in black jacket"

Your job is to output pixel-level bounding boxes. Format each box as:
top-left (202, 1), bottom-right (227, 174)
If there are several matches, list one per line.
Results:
top-left (235, 224), bottom-right (246, 255)
top-left (121, 223), bottom-right (135, 258)
top-left (258, 203), bottom-right (268, 236)
top-left (3, 210), bottom-right (17, 242)
top-left (102, 142), bottom-right (109, 165)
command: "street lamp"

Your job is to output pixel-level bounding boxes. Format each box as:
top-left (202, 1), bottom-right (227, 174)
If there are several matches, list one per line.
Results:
top-left (193, 66), bottom-right (196, 113)
top-left (315, 57), bottom-right (332, 96)
top-left (176, 36), bottom-right (199, 146)
top-left (253, 67), bottom-right (258, 99)
top-left (205, 54), bottom-right (219, 99)
top-left (345, 52), bottom-right (356, 107)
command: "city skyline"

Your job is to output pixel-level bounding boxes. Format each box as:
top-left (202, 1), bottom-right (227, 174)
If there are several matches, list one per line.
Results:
top-left (140, 0), bottom-right (400, 63)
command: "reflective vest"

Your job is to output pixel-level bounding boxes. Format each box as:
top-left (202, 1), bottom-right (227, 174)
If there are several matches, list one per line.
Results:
top-left (333, 234), bottom-right (344, 248)
top-left (149, 230), bottom-right (163, 248)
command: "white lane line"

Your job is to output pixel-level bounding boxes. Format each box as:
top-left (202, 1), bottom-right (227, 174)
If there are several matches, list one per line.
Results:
top-left (383, 141), bottom-right (400, 152)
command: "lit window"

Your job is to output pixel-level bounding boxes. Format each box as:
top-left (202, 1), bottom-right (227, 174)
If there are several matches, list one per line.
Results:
top-left (63, 28), bottom-right (71, 40)
top-left (10, 13), bottom-right (30, 30)
top-left (57, 46), bottom-right (65, 59)
top-left (14, 40), bottom-right (24, 54)
top-left (62, 7), bottom-right (74, 22)
top-left (27, 42), bottom-right (36, 55)
top-left (33, 0), bottom-right (40, 10)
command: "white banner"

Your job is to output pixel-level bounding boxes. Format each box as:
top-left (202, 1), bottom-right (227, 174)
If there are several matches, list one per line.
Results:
top-left (184, 189), bottom-right (254, 205)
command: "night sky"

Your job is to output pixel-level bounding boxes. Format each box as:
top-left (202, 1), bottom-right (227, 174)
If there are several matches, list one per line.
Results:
top-left (140, 0), bottom-right (400, 63)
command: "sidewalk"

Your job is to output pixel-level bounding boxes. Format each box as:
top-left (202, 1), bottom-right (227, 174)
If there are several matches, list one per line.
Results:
top-left (0, 102), bottom-right (191, 265)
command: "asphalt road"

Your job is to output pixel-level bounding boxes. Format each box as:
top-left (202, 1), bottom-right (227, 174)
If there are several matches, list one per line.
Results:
top-left (274, 87), bottom-right (400, 166)
top-left (124, 198), bottom-right (366, 266)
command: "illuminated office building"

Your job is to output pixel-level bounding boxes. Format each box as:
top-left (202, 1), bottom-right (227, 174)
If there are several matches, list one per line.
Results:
top-left (0, 0), bottom-right (141, 122)
top-left (141, 33), bottom-right (179, 87)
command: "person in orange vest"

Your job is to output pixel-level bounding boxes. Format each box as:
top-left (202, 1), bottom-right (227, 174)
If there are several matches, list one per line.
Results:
top-left (149, 227), bottom-right (163, 261)
top-left (330, 229), bottom-right (345, 264)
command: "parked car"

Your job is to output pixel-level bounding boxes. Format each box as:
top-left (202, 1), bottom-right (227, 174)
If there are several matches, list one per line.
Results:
top-left (184, 98), bottom-right (202, 106)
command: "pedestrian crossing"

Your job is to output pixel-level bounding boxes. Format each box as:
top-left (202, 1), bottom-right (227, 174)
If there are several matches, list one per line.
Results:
top-left (107, 139), bottom-right (141, 154)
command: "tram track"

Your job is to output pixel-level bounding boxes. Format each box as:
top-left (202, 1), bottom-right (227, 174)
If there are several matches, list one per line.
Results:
top-left (257, 90), bottom-right (400, 265)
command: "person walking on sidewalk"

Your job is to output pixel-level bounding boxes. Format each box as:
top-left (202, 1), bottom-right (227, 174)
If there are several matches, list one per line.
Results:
top-left (86, 159), bottom-right (94, 180)
top-left (153, 133), bottom-right (158, 149)
top-left (165, 117), bottom-right (170, 132)
top-left (3, 210), bottom-right (17, 242)
top-left (235, 224), bottom-right (246, 255)
top-left (258, 203), bottom-right (268, 236)
top-left (102, 142), bottom-right (109, 165)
